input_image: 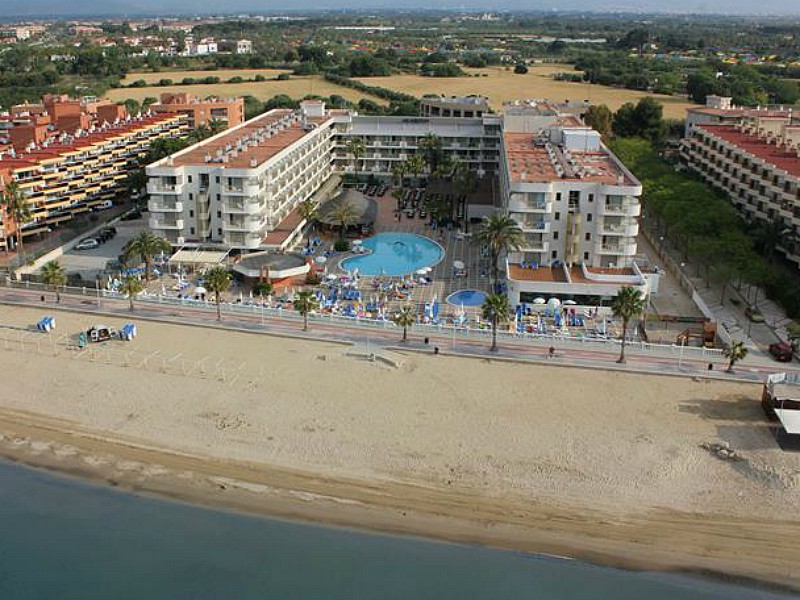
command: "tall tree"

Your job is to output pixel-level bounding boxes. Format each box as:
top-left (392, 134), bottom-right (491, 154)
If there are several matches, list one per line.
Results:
top-left (481, 293), bottom-right (511, 353)
top-left (346, 137), bottom-right (366, 179)
top-left (40, 260), bottom-right (66, 303)
top-left (583, 104), bottom-right (613, 138)
top-left (331, 201), bottom-right (357, 240)
top-left (723, 340), bottom-right (749, 373)
top-left (1, 180), bottom-right (32, 256)
top-left (474, 215), bottom-right (523, 291)
top-left (122, 231), bottom-right (171, 281)
top-left (119, 276), bottom-right (144, 311)
top-left (419, 132), bottom-right (443, 174)
top-left (204, 266), bottom-right (231, 321)
top-left (403, 154), bottom-right (426, 186)
top-left (610, 286), bottom-right (646, 364)
top-left (293, 290), bottom-right (319, 331)
top-left (392, 304), bottom-right (416, 342)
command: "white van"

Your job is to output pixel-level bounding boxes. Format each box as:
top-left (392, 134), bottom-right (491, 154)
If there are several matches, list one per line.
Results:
top-left (95, 200), bottom-right (114, 211)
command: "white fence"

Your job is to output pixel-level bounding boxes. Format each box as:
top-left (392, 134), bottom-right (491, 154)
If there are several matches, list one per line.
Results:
top-left (1, 278), bottom-right (725, 361)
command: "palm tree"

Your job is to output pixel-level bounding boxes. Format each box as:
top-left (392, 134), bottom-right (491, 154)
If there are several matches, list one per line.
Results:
top-left (392, 304), bottom-right (416, 342)
top-left (1, 180), bottom-right (32, 257)
top-left (419, 132), bottom-right (442, 174)
top-left (207, 118), bottom-right (226, 135)
top-left (346, 137), bottom-right (366, 180)
top-left (723, 340), bottom-right (749, 373)
top-left (482, 293), bottom-right (511, 353)
top-left (119, 276), bottom-right (144, 311)
top-left (297, 197), bottom-right (319, 226)
top-left (610, 286), bottom-right (647, 364)
top-left (453, 163), bottom-right (478, 228)
top-left (404, 154), bottom-right (425, 186)
top-left (40, 260), bottom-right (66, 303)
top-left (331, 201), bottom-right (358, 240)
top-left (204, 266), bottom-right (231, 321)
top-left (474, 215), bottom-right (523, 291)
top-left (122, 231), bottom-right (171, 281)
top-left (293, 290), bottom-right (319, 331)
top-left (391, 162), bottom-right (408, 187)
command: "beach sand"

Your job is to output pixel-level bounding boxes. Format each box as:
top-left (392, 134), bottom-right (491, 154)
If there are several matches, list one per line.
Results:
top-left (1, 305), bottom-right (799, 591)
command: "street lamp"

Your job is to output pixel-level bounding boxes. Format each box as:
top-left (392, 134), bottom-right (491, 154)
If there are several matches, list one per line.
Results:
top-left (95, 274), bottom-right (101, 308)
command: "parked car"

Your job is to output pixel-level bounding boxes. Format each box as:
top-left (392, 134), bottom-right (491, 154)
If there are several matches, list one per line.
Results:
top-left (93, 200), bottom-right (114, 211)
top-left (745, 306), bottom-right (765, 323)
top-left (74, 238), bottom-right (100, 251)
top-left (98, 227), bottom-right (116, 241)
top-left (769, 341), bottom-right (795, 362)
top-left (120, 209), bottom-right (142, 221)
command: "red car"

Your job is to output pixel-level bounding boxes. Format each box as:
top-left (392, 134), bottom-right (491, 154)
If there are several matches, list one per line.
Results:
top-left (769, 341), bottom-right (794, 362)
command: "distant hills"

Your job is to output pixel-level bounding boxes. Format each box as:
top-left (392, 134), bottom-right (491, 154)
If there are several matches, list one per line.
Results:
top-left (5, 0), bottom-right (800, 18)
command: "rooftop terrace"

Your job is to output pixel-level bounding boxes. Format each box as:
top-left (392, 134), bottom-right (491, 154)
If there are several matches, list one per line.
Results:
top-left (168, 109), bottom-right (330, 170)
top-left (699, 124), bottom-right (800, 179)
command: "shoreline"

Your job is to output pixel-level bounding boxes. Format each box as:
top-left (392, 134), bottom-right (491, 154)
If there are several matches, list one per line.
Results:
top-left (0, 410), bottom-right (797, 596)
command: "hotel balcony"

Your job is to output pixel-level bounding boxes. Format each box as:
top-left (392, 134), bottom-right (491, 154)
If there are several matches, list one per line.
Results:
top-left (222, 200), bottom-right (263, 215)
top-left (520, 241), bottom-right (550, 254)
top-left (223, 216), bottom-right (266, 233)
top-left (595, 242), bottom-right (636, 256)
top-left (600, 202), bottom-right (641, 217)
top-left (600, 221), bottom-right (639, 237)
top-left (515, 219), bottom-right (551, 233)
top-left (149, 218), bottom-right (184, 230)
top-left (147, 181), bottom-right (184, 195)
top-left (507, 198), bottom-right (553, 213)
top-left (148, 200), bottom-right (183, 213)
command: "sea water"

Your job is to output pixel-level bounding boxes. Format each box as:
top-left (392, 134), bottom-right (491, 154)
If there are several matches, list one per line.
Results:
top-left (0, 461), bottom-right (794, 600)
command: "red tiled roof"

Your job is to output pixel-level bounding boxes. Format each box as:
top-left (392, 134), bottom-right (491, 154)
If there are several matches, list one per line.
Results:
top-left (699, 124), bottom-right (800, 179)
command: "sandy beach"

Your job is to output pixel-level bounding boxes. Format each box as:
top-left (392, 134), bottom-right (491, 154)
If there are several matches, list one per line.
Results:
top-left (1, 304), bottom-right (799, 591)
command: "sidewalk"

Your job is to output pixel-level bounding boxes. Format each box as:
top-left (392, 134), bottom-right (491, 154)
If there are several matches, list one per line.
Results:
top-left (639, 226), bottom-right (786, 356)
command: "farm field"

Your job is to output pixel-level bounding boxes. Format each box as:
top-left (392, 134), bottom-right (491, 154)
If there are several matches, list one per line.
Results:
top-left (107, 74), bottom-right (385, 105)
top-left (120, 68), bottom-right (291, 85)
top-left (357, 65), bottom-right (700, 119)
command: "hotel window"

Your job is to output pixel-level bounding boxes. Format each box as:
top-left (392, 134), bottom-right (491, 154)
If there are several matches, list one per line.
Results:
top-left (215, 176), bottom-right (220, 183)
top-left (555, 212), bottom-right (560, 221)
top-left (586, 214), bottom-right (592, 222)
top-left (217, 211), bottom-right (222, 218)
top-left (218, 228), bottom-right (223, 235)
top-left (188, 175), bottom-right (193, 183)
top-left (553, 231), bottom-right (559, 240)
top-left (189, 210), bottom-right (194, 217)
top-left (190, 227), bottom-right (195, 235)
top-left (189, 193), bottom-right (193, 200)
top-left (588, 194), bottom-right (594, 203)
top-left (551, 250), bottom-right (558, 259)
top-left (585, 233), bottom-right (591, 241)
top-left (584, 252), bottom-right (590, 260)
top-left (555, 192), bottom-right (562, 202)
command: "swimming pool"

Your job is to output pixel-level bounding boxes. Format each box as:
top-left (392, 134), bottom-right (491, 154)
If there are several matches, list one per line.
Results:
top-left (446, 289), bottom-right (488, 307)
top-left (340, 233), bottom-right (444, 277)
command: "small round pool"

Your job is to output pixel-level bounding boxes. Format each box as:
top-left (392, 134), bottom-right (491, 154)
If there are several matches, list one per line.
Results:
top-left (446, 289), bottom-right (487, 307)
top-left (340, 233), bottom-right (444, 277)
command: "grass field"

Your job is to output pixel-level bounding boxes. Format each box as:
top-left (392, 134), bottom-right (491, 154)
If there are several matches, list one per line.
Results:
top-left (107, 75), bottom-right (385, 105)
top-left (356, 65), bottom-right (700, 119)
top-left (121, 69), bottom-right (291, 85)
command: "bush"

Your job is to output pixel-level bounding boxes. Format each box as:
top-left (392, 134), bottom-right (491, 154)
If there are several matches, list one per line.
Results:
top-left (252, 281), bottom-right (273, 297)
top-left (254, 74), bottom-right (266, 82)
top-left (129, 79), bottom-right (148, 88)
top-left (333, 239), bottom-right (351, 252)
top-left (276, 73), bottom-right (291, 81)
top-left (514, 63), bottom-right (529, 75)
top-left (158, 79), bottom-right (173, 86)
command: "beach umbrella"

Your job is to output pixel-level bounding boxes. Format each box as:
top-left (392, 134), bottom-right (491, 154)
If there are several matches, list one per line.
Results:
top-left (563, 300), bottom-right (577, 305)
top-left (533, 297), bottom-right (546, 305)
top-left (548, 298), bottom-right (561, 308)
top-left (194, 286), bottom-right (207, 296)
top-left (453, 260), bottom-right (465, 270)
top-left (415, 268), bottom-right (428, 275)
top-left (325, 273), bottom-right (338, 280)
top-left (315, 256), bottom-right (327, 264)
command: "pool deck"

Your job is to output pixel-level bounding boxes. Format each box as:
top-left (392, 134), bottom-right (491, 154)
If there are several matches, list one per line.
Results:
top-left (304, 187), bottom-right (492, 317)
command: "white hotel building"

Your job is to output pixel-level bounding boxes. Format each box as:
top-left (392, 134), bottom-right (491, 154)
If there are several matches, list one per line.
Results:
top-left (148, 100), bottom-right (651, 304)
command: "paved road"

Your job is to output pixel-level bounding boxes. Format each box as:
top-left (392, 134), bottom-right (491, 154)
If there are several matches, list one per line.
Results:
top-left (3, 285), bottom-right (798, 384)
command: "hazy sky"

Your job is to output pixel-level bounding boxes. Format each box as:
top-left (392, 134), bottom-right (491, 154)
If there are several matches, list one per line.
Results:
top-left (3, 0), bottom-right (799, 17)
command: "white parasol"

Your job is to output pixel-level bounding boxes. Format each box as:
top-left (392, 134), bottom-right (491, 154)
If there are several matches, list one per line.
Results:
top-left (533, 297), bottom-right (546, 305)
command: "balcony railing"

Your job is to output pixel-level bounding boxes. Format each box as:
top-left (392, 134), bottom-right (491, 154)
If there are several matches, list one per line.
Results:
top-left (148, 200), bottom-right (183, 213)
top-left (149, 218), bottom-right (184, 230)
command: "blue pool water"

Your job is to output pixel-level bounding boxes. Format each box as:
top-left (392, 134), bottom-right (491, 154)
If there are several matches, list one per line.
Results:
top-left (447, 289), bottom-right (488, 307)
top-left (340, 232), bottom-right (444, 276)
